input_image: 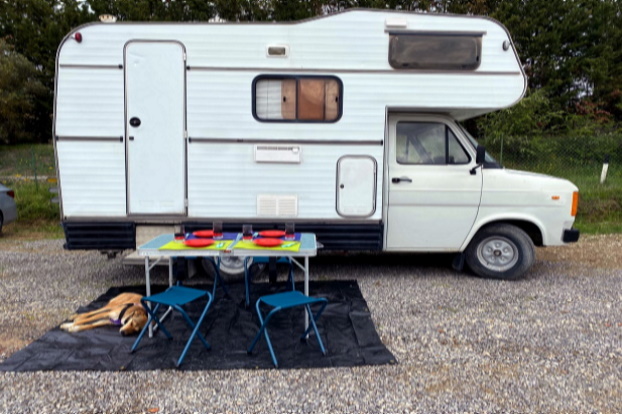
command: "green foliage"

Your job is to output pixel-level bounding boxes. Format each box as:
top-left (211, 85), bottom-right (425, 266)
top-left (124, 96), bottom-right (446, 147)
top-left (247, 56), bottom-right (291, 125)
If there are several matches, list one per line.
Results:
top-left (6, 178), bottom-right (59, 222)
top-left (0, 143), bottom-right (56, 176)
top-left (0, 40), bottom-right (48, 144)
top-left (491, 0), bottom-right (622, 118)
top-left (0, 0), bottom-right (93, 143)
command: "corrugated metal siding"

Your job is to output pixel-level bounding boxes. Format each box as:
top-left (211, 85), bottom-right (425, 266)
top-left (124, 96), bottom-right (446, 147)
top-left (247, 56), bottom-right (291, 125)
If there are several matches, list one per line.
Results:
top-left (187, 143), bottom-right (383, 219)
top-left (57, 141), bottom-right (126, 217)
top-left (55, 68), bottom-right (124, 138)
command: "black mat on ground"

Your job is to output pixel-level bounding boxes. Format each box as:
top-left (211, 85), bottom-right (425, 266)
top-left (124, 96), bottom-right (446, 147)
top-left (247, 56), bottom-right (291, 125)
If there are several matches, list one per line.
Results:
top-left (0, 281), bottom-right (396, 371)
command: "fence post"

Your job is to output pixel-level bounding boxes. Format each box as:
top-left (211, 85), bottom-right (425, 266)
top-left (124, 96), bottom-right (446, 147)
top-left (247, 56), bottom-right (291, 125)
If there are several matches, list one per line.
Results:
top-left (600, 154), bottom-right (610, 184)
top-left (31, 148), bottom-right (39, 191)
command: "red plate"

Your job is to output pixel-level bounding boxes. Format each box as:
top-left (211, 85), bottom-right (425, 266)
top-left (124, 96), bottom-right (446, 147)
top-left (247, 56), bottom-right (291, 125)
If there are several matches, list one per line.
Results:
top-left (258, 230), bottom-right (286, 238)
top-left (184, 238), bottom-right (214, 248)
top-left (253, 238), bottom-right (283, 247)
top-left (193, 230), bottom-right (214, 238)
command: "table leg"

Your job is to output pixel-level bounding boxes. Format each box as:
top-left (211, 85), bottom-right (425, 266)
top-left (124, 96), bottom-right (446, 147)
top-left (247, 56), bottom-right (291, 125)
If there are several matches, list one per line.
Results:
top-left (304, 256), bottom-right (309, 331)
top-left (169, 257), bottom-right (173, 286)
top-left (145, 256), bottom-right (153, 338)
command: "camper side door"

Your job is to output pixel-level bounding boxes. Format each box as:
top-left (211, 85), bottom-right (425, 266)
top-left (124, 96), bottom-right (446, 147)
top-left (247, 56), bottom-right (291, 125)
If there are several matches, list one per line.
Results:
top-left (385, 115), bottom-right (482, 250)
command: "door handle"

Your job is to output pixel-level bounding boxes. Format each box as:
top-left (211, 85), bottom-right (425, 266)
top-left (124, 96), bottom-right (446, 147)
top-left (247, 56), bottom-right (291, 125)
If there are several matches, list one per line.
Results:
top-left (129, 117), bottom-right (141, 127)
top-left (392, 177), bottom-right (412, 184)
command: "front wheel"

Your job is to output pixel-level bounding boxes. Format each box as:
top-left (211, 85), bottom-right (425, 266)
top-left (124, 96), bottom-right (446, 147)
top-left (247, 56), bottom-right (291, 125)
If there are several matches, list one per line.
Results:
top-left (465, 224), bottom-right (535, 280)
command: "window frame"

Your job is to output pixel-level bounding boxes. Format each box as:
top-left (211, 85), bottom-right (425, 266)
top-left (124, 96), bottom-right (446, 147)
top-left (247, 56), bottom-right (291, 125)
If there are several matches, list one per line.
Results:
top-left (388, 31), bottom-right (484, 71)
top-left (395, 121), bottom-right (471, 166)
top-left (252, 75), bottom-right (344, 123)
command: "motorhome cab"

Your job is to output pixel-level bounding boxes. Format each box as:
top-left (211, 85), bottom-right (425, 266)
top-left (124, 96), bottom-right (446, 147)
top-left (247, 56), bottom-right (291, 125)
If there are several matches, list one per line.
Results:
top-left (53, 9), bottom-right (579, 280)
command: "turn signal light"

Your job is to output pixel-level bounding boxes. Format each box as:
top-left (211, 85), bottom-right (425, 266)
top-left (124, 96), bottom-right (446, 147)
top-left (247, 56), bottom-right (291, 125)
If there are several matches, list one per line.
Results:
top-left (571, 191), bottom-right (579, 217)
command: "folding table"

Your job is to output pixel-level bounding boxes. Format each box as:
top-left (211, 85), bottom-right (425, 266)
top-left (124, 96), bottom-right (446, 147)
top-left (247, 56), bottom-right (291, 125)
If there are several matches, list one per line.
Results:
top-left (137, 232), bottom-right (319, 334)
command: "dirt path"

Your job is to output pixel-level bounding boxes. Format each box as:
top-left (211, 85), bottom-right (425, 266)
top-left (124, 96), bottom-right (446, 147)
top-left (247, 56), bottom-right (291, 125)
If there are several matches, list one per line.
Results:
top-left (537, 233), bottom-right (622, 269)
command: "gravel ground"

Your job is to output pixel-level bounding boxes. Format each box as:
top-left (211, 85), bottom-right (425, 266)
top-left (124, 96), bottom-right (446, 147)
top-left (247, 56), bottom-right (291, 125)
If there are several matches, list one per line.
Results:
top-left (0, 235), bottom-right (621, 413)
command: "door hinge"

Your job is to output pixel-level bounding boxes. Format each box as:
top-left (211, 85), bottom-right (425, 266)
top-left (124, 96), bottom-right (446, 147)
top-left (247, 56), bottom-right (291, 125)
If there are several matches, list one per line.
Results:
top-left (184, 130), bottom-right (188, 139)
top-left (184, 199), bottom-right (188, 208)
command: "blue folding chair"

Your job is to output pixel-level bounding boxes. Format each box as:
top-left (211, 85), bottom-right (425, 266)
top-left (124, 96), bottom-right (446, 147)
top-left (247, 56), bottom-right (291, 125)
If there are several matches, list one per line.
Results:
top-left (244, 256), bottom-right (295, 307)
top-left (131, 285), bottom-right (213, 367)
top-left (247, 290), bottom-right (328, 368)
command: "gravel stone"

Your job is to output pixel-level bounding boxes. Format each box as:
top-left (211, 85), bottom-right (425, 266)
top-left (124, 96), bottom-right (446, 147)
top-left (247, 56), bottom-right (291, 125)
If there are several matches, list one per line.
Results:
top-left (0, 236), bottom-right (621, 413)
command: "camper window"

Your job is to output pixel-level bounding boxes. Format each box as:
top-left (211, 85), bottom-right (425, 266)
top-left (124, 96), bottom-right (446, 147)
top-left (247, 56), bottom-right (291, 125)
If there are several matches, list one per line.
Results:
top-left (396, 122), bottom-right (470, 165)
top-left (388, 32), bottom-right (482, 70)
top-left (253, 76), bottom-right (342, 122)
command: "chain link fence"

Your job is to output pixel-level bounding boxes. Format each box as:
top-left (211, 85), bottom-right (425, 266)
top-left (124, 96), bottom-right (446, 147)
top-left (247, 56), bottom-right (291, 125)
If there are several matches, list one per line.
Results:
top-left (479, 133), bottom-right (622, 184)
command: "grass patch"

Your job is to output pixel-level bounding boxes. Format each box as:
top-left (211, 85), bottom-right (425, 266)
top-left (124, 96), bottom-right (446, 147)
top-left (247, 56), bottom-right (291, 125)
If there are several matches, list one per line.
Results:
top-left (0, 143), bottom-right (55, 177)
top-left (0, 178), bottom-right (63, 241)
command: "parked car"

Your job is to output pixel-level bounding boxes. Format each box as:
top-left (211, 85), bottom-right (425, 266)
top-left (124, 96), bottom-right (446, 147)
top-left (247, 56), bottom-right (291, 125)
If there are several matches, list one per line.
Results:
top-left (0, 183), bottom-right (18, 233)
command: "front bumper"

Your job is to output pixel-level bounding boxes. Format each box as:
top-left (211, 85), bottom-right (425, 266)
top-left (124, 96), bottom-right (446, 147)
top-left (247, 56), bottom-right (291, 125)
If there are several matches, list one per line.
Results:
top-left (563, 228), bottom-right (580, 243)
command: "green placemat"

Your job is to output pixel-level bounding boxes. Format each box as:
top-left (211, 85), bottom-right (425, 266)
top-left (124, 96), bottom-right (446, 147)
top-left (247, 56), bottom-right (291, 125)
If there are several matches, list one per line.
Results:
top-left (233, 240), bottom-right (301, 252)
top-left (159, 240), bottom-right (234, 251)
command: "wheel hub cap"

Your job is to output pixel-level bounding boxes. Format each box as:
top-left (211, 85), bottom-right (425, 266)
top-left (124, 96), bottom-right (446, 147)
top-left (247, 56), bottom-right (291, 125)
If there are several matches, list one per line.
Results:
top-left (477, 236), bottom-right (519, 272)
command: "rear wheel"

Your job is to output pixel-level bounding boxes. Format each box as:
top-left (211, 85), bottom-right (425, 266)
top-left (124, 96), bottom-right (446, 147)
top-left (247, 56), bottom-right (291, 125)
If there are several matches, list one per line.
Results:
top-left (200, 255), bottom-right (258, 282)
top-left (465, 224), bottom-right (535, 280)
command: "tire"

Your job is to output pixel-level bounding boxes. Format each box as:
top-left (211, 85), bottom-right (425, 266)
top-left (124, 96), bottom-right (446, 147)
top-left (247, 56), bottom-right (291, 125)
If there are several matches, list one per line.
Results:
top-left (200, 255), bottom-right (257, 282)
top-left (465, 224), bottom-right (535, 280)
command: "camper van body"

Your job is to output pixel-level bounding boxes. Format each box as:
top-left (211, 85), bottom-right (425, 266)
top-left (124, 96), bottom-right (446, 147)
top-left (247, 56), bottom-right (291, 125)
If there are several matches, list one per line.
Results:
top-left (53, 9), bottom-right (579, 279)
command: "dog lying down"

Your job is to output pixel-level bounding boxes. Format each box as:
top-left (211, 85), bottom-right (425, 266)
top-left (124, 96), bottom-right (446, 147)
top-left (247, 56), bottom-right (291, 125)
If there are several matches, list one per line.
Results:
top-left (60, 293), bottom-right (148, 335)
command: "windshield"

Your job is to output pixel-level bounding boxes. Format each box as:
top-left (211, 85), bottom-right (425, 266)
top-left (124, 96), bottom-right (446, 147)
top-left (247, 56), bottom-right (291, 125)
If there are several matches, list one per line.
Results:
top-left (458, 123), bottom-right (499, 165)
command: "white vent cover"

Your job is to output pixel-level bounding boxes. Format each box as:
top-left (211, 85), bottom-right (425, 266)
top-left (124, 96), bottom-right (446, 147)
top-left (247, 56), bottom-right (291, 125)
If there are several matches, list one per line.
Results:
top-left (257, 195), bottom-right (298, 217)
top-left (254, 145), bottom-right (301, 163)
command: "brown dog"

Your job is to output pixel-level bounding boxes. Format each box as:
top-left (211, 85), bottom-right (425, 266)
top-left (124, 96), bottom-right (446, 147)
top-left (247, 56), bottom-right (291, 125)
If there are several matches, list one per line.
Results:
top-left (60, 293), bottom-right (148, 335)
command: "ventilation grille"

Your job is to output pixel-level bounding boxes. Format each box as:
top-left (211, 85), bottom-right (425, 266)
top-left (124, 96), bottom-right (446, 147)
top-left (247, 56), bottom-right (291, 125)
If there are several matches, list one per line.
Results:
top-left (254, 145), bottom-right (301, 163)
top-left (257, 195), bottom-right (298, 217)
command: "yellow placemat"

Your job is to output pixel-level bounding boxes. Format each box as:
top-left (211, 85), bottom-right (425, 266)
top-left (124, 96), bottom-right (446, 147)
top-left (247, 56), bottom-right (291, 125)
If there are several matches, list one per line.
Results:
top-left (233, 240), bottom-right (301, 252)
top-left (159, 240), bottom-right (234, 251)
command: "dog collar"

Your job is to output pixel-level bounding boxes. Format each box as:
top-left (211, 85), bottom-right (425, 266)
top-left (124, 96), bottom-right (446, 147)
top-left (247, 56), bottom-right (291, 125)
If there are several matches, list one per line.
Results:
top-left (110, 303), bottom-right (134, 326)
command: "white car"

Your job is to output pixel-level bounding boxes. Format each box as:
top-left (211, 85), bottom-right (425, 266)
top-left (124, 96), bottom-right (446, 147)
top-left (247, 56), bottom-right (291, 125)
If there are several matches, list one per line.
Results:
top-left (0, 183), bottom-right (17, 233)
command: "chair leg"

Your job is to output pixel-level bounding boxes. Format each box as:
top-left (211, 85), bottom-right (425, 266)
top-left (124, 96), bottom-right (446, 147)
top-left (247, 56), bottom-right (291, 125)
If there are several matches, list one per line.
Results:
top-left (301, 302), bottom-right (327, 355)
top-left (204, 257), bottom-right (228, 299)
top-left (175, 305), bottom-right (211, 350)
top-left (247, 299), bottom-right (268, 352)
top-left (244, 257), bottom-right (251, 307)
top-left (131, 303), bottom-right (171, 354)
top-left (145, 303), bottom-right (174, 339)
top-left (287, 261), bottom-right (295, 290)
top-left (176, 293), bottom-right (213, 367)
top-left (247, 301), bottom-right (281, 367)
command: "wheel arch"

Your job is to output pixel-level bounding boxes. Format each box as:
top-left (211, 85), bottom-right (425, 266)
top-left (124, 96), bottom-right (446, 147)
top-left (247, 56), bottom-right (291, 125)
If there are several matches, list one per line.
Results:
top-left (462, 217), bottom-right (544, 250)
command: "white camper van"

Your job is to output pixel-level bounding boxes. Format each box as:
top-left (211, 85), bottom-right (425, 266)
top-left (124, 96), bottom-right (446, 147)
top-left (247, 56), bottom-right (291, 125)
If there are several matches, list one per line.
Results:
top-left (53, 9), bottom-right (579, 280)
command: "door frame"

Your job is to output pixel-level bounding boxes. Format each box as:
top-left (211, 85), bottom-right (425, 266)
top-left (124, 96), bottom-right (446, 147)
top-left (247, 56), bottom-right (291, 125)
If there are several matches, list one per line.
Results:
top-left (123, 40), bottom-right (188, 216)
top-left (382, 112), bottom-right (481, 251)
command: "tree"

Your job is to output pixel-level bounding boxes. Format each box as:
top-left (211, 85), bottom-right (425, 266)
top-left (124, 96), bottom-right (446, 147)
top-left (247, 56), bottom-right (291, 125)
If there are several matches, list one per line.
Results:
top-left (0, 0), bottom-right (93, 143)
top-left (0, 39), bottom-right (48, 144)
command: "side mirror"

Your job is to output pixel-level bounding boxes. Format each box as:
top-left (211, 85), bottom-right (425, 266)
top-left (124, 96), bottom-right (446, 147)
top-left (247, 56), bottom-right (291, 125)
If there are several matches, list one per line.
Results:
top-left (475, 145), bottom-right (486, 165)
top-left (470, 145), bottom-right (486, 175)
